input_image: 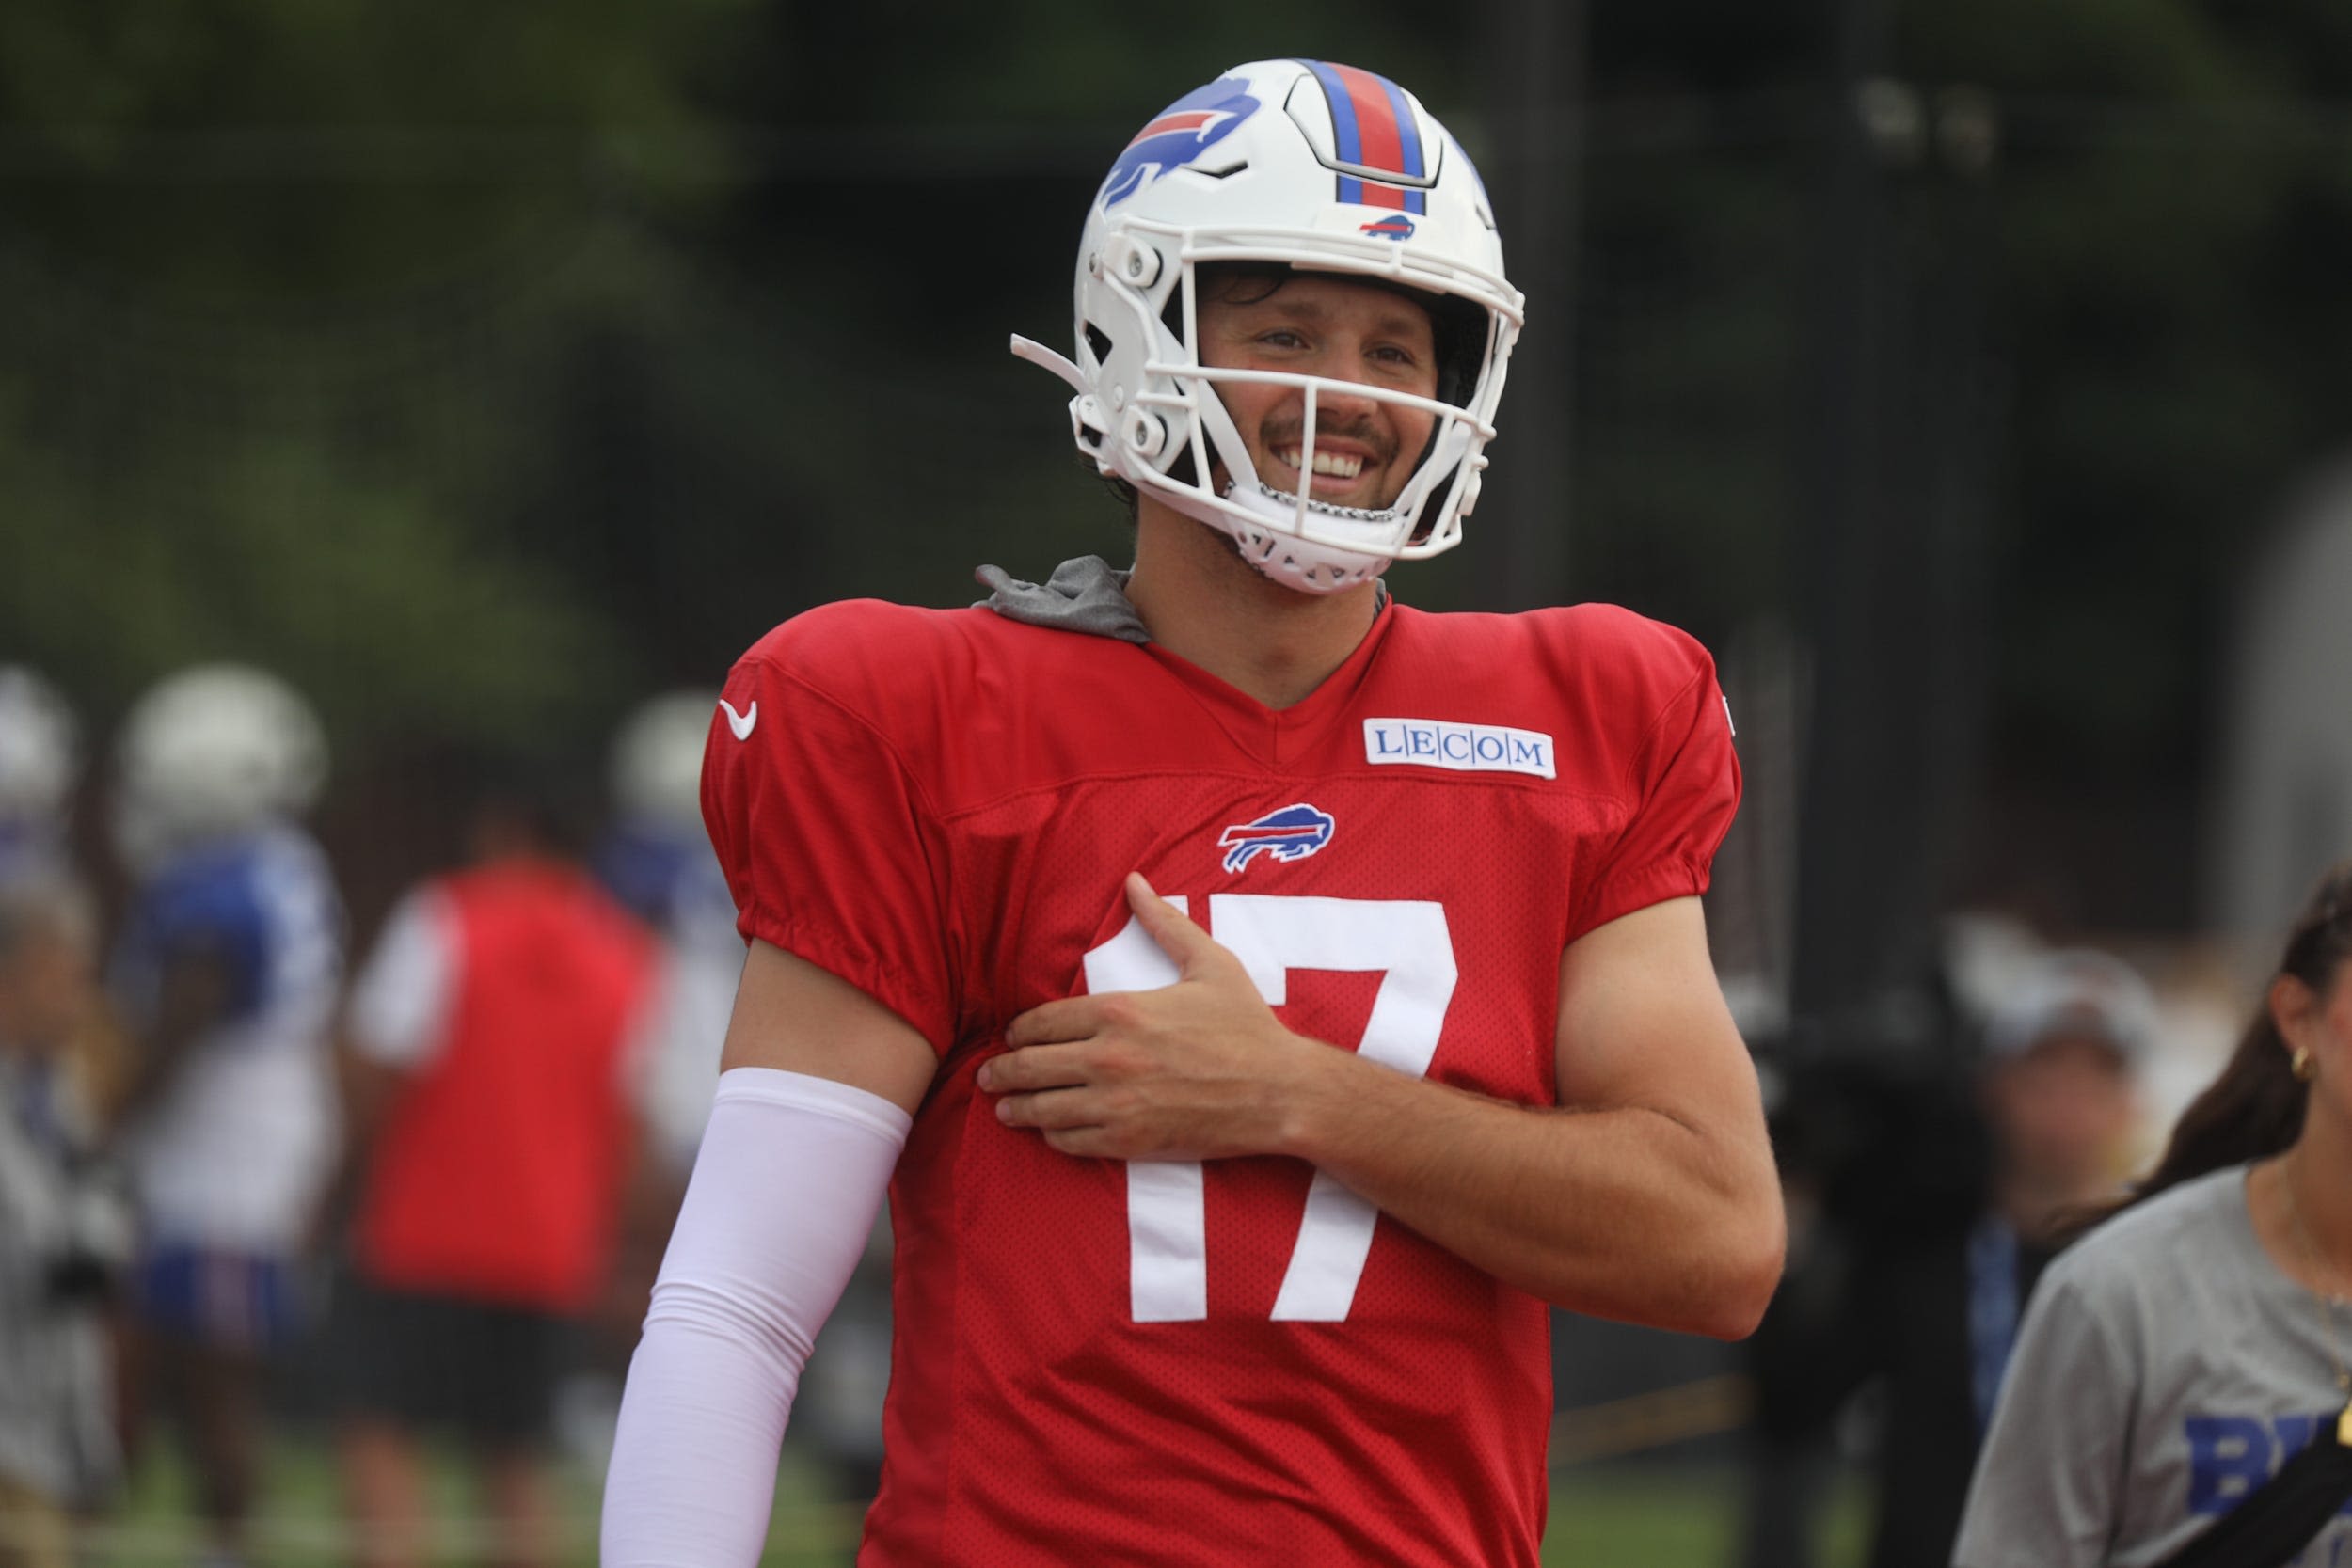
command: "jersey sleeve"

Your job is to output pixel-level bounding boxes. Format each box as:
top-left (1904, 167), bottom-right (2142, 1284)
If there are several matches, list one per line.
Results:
top-left (701, 639), bottom-right (960, 1056)
top-left (1569, 628), bottom-right (1741, 941)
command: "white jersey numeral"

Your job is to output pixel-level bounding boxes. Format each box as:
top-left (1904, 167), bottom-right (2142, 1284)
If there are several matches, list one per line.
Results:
top-left (1079, 894), bottom-right (1458, 1324)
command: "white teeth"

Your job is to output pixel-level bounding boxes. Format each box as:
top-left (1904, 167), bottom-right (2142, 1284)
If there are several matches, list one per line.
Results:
top-left (1274, 448), bottom-right (1364, 480)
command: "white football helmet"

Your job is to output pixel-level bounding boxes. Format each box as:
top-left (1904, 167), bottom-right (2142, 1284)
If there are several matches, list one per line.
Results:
top-left (1013, 58), bottom-right (1523, 594)
top-left (113, 664), bottom-right (327, 870)
top-left (0, 666), bottom-right (81, 829)
top-left (611, 689), bottom-right (719, 833)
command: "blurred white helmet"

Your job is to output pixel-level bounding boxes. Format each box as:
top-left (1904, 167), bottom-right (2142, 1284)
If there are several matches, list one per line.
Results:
top-left (611, 689), bottom-right (718, 833)
top-left (1984, 949), bottom-right (2162, 1069)
top-left (0, 666), bottom-right (81, 827)
top-left (114, 664), bottom-right (326, 870)
top-left (1012, 58), bottom-right (1523, 594)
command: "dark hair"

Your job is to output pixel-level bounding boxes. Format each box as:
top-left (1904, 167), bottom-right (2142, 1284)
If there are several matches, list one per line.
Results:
top-left (2089, 861), bottom-right (2352, 1229)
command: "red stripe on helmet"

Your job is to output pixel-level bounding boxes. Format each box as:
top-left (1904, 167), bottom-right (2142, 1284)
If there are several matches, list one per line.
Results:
top-left (1328, 63), bottom-right (1407, 177)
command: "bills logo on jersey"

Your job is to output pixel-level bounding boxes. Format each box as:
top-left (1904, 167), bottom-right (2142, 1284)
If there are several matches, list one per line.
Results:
top-left (1101, 78), bottom-right (1261, 208)
top-left (1217, 803), bottom-right (1336, 874)
top-left (1359, 214), bottom-right (1416, 241)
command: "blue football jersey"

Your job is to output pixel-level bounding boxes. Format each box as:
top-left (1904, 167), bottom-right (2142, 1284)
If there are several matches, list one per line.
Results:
top-left (113, 823), bottom-right (345, 1249)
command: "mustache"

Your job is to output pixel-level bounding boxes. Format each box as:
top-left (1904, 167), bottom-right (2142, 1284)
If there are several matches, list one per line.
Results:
top-left (1259, 414), bottom-right (1397, 467)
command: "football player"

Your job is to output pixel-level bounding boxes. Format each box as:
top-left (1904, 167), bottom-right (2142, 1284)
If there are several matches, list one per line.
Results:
top-left (596, 690), bottom-right (742, 1173)
top-left (107, 664), bottom-right (344, 1566)
top-left (0, 665), bottom-right (82, 889)
top-left (604, 59), bottom-right (1784, 1567)
top-left (328, 765), bottom-right (654, 1568)
top-left (0, 667), bottom-right (142, 1132)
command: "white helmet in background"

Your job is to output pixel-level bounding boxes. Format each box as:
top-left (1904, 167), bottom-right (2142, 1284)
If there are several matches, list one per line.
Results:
top-left (0, 666), bottom-right (81, 829)
top-left (1983, 949), bottom-right (2163, 1069)
top-left (114, 664), bottom-right (326, 871)
top-left (1012, 58), bottom-right (1523, 594)
top-left (611, 689), bottom-right (719, 833)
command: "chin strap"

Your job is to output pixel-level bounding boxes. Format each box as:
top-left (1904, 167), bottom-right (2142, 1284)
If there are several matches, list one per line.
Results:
top-left (1230, 477), bottom-right (1407, 529)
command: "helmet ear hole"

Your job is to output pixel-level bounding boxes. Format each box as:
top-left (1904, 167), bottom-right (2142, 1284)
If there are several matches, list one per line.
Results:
top-left (1122, 409), bottom-right (1168, 460)
top-left (1083, 323), bottom-right (1114, 368)
top-left (1106, 236), bottom-right (1162, 289)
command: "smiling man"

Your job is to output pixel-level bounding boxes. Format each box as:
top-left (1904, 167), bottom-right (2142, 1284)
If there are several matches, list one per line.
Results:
top-left (1198, 268), bottom-right (1438, 508)
top-left (602, 57), bottom-right (1784, 1568)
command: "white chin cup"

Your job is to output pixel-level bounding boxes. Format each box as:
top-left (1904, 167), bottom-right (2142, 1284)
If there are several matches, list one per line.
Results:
top-left (1214, 482), bottom-right (1397, 594)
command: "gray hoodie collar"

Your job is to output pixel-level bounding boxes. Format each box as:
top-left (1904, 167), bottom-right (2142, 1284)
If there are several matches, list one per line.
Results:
top-left (975, 555), bottom-right (1389, 645)
top-left (974, 557), bottom-right (1152, 644)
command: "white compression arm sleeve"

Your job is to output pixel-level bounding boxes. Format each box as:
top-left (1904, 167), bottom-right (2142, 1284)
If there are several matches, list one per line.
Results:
top-left (602, 1067), bottom-right (911, 1568)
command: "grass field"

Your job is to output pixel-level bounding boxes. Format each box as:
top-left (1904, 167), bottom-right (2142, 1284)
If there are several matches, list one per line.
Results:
top-left (1546, 1465), bottom-right (1870, 1566)
top-left (85, 1440), bottom-right (1871, 1567)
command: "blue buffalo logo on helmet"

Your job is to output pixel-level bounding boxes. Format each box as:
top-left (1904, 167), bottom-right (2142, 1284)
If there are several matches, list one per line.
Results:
top-left (1217, 802), bottom-right (1337, 875)
top-left (1359, 214), bottom-right (1416, 242)
top-left (1100, 77), bottom-right (1262, 208)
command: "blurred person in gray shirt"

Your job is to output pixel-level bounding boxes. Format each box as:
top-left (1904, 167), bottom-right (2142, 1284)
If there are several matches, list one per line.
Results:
top-left (0, 877), bottom-right (130, 1568)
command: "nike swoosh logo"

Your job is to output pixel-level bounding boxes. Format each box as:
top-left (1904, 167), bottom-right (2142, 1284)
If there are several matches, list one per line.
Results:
top-left (720, 698), bottom-right (757, 740)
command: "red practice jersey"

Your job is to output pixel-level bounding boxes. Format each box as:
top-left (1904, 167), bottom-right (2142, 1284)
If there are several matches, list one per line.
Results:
top-left (703, 592), bottom-right (1740, 1568)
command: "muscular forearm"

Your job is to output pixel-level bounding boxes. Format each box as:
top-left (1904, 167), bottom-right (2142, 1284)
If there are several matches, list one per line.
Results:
top-left (1276, 1046), bottom-right (1784, 1338)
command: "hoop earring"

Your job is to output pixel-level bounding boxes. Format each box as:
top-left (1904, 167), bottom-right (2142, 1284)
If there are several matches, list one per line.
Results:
top-left (2294, 1045), bottom-right (2317, 1084)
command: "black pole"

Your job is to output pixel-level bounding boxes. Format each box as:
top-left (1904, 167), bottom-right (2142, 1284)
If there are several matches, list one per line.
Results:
top-left (1789, 0), bottom-right (1906, 1017)
top-left (1480, 0), bottom-right (1583, 610)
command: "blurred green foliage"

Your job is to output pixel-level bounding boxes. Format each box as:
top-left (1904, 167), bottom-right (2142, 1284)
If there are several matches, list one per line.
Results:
top-left (1902, 0), bottom-right (2352, 773)
top-left (0, 0), bottom-right (755, 751)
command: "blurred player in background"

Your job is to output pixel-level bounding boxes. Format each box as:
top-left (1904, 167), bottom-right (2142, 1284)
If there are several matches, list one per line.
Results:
top-left (0, 669), bottom-right (80, 891)
top-left (1955, 864), bottom-right (2352, 1566)
top-left (0, 876), bottom-right (129, 1568)
top-left (329, 768), bottom-right (654, 1568)
top-left (605, 57), bottom-right (1783, 1567)
top-left (106, 665), bottom-right (343, 1568)
top-left (596, 691), bottom-right (740, 1173)
top-left (0, 670), bottom-right (131, 1127)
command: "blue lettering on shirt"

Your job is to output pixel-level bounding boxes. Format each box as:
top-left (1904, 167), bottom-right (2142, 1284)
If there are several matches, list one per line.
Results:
top-left (2186, 1416), bottom-right (2273, 1514)
top-left (2185, 1411), bottom-right (2352, 1521)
